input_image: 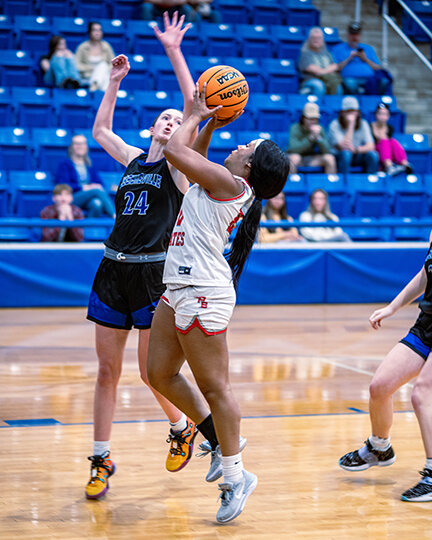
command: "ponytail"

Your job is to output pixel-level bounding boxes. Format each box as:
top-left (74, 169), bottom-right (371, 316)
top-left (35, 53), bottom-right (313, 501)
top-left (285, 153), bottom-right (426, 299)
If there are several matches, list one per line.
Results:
top-left (227, 198), bottom-right (262, 288)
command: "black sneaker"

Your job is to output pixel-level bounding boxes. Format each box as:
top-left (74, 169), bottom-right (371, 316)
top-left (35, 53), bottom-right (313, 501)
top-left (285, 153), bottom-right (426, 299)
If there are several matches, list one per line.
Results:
top-left (339, 439), bottom-right (396, 471)
top-left (401, 469), bottom-right (432, 502)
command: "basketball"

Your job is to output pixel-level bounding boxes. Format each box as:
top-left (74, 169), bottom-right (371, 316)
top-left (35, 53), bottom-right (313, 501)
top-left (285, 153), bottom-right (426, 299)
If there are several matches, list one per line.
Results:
top-left (197, 65), bottom-right (249, 119)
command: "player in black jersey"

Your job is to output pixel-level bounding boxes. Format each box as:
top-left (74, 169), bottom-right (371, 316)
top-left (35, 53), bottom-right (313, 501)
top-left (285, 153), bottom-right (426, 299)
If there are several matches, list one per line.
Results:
top-left (84, 13), bottom-right (213, 500)
top-left (339, 232), bottom-right (432, 502)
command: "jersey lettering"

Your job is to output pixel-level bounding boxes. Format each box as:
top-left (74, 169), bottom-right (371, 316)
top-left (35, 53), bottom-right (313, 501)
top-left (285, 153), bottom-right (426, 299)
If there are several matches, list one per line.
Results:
top-left (196, 296), bottom-right (208, 308)
top-left (176, 210), bottom-right (184, 226)
top-left (169, 231), bottom-right (185, 246)
top-left (122, 191), bottom-right (150, 216)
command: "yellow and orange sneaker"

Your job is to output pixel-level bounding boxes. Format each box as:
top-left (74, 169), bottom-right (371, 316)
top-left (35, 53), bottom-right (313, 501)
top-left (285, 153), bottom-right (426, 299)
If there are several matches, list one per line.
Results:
top-left (166, 418), bottom-right (198, 472)
top-left (85, 451), bottom-right (116, 500)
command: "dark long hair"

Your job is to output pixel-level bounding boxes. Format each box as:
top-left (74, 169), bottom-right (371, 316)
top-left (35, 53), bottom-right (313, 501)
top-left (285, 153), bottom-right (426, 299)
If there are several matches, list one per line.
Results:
top-left (227, 140), bottom-right (290, 287)
top-left (338, 110), bottom-right (361, 131)
top-left (47, 35), bottom-right (63, 59)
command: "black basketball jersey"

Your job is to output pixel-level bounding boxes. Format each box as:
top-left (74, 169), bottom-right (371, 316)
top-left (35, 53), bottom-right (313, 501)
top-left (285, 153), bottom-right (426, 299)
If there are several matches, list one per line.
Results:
top-left (105, 154), bottom-right (183, 254)
top-left (420, 242), bottom-right (432, 314)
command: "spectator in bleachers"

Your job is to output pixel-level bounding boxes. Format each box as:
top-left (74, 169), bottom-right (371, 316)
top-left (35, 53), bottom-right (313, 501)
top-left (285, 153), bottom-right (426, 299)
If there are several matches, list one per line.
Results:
top-left (287, 102), bottom-right (337, 174)
top-left (332, 22), bottom-right (392, 95)
top-left (188, 0), bottom-right (222, 22)
top-left (41, 184), bottom-right (84, 242)
top-left (259, 192), bottom-right (303, 243)
top-left (40, 36), bottom-right (82, 89)
top-left (299, 188), bottom-right (350, 242)
top-left (328, 96), bottom-right (379, 174)
top-left (55, 134), bottom-right (116, 218)
top-left (75, 22), bottom-right (115, 92)
top-left (298, 27), bottom-right (342, 96)
top-left (371, 103), bottom-right (413, 176)
top-left (142, 1), bottom-right (197, 22)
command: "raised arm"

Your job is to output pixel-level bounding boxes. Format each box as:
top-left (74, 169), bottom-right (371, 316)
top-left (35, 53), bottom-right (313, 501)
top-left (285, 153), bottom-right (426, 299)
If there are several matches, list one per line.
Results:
top-left (163, 83), bottom-right (243, 199)
top-left (92, 55), bottom-right (143, 167)
top-left (153, 11), bottom-right (194, 118)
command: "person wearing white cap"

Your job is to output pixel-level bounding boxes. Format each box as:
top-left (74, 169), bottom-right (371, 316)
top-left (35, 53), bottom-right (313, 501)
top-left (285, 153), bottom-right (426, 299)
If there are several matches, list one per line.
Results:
top-left (328, 96), bottom-right (379, 174)
top-left (287, 102), bottom-right (336, 174)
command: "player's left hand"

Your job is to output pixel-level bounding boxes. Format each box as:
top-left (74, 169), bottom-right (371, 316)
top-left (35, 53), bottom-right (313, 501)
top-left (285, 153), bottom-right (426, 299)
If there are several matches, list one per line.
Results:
top-left (153, 11), bottom-right (191, 50)
top-left (207, 110), bottom-right (244, 130)
top-left (192, 82), bottom-right (222, 121)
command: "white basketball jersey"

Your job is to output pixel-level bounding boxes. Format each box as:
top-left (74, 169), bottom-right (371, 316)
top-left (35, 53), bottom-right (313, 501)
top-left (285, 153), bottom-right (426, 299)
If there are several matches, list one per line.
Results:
top-left (163, 176), bottom-right (253, 287)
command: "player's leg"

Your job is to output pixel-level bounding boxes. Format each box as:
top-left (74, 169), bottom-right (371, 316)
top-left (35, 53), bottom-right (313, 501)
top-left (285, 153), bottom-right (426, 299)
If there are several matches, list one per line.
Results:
top-left (86, 324), bottom-right (129, 499)
top-left (339, 342), bottom-right (424, 471)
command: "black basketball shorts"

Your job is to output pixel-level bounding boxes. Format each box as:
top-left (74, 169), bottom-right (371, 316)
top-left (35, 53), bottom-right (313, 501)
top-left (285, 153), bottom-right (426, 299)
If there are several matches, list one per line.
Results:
top-left (87, 257), bottom-right (165, 330)
top-left (400, 311), bottom-right (432, 360)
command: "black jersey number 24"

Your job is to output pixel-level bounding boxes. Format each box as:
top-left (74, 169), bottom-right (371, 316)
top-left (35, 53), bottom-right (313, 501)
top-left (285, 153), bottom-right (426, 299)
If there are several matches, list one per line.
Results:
top-left (122, 190), bottom-right (149, 215)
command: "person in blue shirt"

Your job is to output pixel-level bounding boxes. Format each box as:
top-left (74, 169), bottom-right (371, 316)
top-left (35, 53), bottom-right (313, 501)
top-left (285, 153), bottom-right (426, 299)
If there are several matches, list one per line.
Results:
top-left (55, 134), bottom-right (116, 218)
top-left (332, 22), bottom-right (391, 95)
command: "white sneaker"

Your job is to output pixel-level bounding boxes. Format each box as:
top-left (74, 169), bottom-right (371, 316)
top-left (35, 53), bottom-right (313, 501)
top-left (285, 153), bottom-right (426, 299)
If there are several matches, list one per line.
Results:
top-left (197, 436), bottom-right (247, 482)
top-left (216, 469), bottom-right (258, 523)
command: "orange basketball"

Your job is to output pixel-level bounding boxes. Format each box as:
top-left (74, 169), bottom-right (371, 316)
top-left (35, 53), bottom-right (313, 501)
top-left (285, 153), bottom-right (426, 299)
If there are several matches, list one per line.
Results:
top-left (197, 65), bottom-right (249, 119)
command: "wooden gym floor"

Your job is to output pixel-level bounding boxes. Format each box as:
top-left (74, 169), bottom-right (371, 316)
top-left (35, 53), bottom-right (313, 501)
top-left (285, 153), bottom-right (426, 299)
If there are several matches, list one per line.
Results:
top-left (1, 304), bottom-right (432, 539)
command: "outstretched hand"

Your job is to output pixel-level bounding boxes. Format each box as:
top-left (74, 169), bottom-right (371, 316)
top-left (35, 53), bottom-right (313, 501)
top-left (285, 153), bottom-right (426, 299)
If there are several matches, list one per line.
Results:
top-left (153, 11), bottom-right (191, 50)
top-left (191, 82), bottom-right (222, 122)
top-left (111, 54), bottom-right (130, 82)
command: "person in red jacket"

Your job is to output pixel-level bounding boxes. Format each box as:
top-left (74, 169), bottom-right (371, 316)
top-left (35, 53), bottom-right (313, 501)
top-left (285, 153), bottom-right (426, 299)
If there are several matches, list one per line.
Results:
top-left (41, 184), bottom-right (84, 242)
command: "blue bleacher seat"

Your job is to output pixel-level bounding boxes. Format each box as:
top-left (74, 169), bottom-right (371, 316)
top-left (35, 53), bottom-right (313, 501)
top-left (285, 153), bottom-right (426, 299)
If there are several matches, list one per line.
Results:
top-left (2, 0), bottom-right (33, 16)
top-left (9, 170), bottom-right (53, 217)
top-left (52, 17), bottom-right (88, 52)
top-left (76, 128), bottom-right (123, 172)
top-left (216, 0), bottom-right (251, 24)
top-left (388, 173), bottom-right (428, 218)
top-left (99, 170), bottom-right (119, 195)
top-left (395, 133), bottom-right (432, 174)
top-left (305, 174), bottom-right (351, 217)
top-left (134, 90), bottom-right (173, 128)
top-left (402, 0), bottom-right (432, 42)
top-left (282, 173), bottom-right (308, 218)
top-left (283, 0), bottom-right (320, 27)
top-left (392, 218), bottom-right (430, 242)
top-left (93, 89), bottom-right (135, 130)
top-left (0, 15), bottom-right (15, 49)
top-left (261, 58), bottom-right (298, 94)
top-left (0, 87), bottom-right (13, 126)
top-left (348, 173), bottom-right (391, 217)
top-left (187, 56), bottom-right (223, 84)
top-left (360, 95), bottom-right (406, 132)
top-left (0, 171), bottom-right (9, 216)
top-left (286, 94), bottom-right (321, 117)
top-left (116, 129), bottom-right (151, 153)
top-left (97, 19), bottom-right (127, 53)
top-left (207, 130), bottom-right (237, 165)
top-left (75, 0), bottom-right (111, 20)
top-left (40, 0), bottom-right (74, 16)
top-left (127, 21), bottom-right (165, 56)
top-left (249, 0), bottom-right (285, 25)
top-left (13, 87), bottom-right (56, 128)
top-left (84, 226), bottom-right (111, 241)
top-left (237, 24), bottom-right (275, 58)
top-left (249, 93), bottom-right (291, 131)
top-left (149, 55), bottom-right (181, 92)
top-left (53, 88), bottom-right (94, 129)
top-left (201, 23), bottom-right (239, 58)
top-left (223, 57), bottom-right (266, 93)
top-left (0, 127), bottom-right (34, 170)
top-left (33, 127), bottom-right (73, 173)
top-left (120, 54), bottom-right (153, 91)
top-left (110, 0), bottom-right (142, 20)
top-left (0, 50), bottom-right (35, 87)
top-left (273, 25), bottom-right (304, 61)
top-left (348, 217), bottom-right (392, 242)
top-left (322, 26), bottom-right (341, 46)
top-left (15, 15), bottom-right (53, 54)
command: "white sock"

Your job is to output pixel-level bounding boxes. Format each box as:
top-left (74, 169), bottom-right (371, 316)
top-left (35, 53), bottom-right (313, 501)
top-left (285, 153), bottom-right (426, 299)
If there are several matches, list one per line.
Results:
top-left (93, 440), bottom-right (110, 456)
top-left (425, 458), bottom-right (432, 470)
top-left (222, 452), bottom-right (243, 484)
top-left (369, 435), bottom-right (391, 451)
top-left (169, 413), bottom-right (187, 433)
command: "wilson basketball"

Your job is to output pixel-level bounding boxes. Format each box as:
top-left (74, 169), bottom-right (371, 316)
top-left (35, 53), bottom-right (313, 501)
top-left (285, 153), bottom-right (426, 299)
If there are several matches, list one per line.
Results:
top-left (197, 65), bottom-right (249, 119)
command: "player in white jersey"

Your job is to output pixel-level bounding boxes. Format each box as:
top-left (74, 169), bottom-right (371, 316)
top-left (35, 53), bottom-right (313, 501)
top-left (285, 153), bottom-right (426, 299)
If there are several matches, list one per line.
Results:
top-left (147, 83), bottom-right (290, 523)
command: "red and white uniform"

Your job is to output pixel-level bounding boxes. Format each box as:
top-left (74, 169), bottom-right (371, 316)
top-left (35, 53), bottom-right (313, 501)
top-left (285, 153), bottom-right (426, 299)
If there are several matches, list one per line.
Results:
top-left (162, 176), bottom-right (253, 334)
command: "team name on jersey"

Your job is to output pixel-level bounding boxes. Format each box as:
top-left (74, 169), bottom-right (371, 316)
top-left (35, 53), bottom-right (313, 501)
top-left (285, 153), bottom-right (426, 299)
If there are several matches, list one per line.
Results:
top-left (120, 173), bottom-right (162, 189)
top-left (169, 231), bottom-right (185, 246)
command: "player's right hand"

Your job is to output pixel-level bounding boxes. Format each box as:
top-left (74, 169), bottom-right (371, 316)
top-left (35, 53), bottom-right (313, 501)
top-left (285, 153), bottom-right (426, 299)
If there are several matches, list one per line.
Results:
top-left (111, 54), bottom-right (130, 82)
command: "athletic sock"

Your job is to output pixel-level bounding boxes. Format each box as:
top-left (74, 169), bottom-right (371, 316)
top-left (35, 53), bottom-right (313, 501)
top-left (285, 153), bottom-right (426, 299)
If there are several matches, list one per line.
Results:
top-left (93, 441), bottom-right (110, 456)
top-left (222, 453), bottom-right (243, 484)
top-left (369, 435), bottom-right (391, 451)
top-left (169, 413), bottom-right (187, 433)
top-left (425, 458), bottom-right (432, 470)
top-left (197, 414), bottom-right (219, 450)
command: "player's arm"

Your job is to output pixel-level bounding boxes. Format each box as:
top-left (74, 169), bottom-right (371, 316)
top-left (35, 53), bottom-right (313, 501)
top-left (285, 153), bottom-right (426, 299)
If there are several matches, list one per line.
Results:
top-left (164, 84), bottom-right (243, 199)
top-left (92, 55), bottom-right (143, 167)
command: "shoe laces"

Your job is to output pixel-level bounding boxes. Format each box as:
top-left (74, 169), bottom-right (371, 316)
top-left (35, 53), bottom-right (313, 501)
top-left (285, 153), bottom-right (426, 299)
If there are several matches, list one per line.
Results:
top-left (419, 468), bottom-right (432, 480)
top-left (87, 453), bottom-right (111, 480)
top-left (196, 443), bottom-right (219, 459)
top-left (166, 431), bottom-right (188, 456)
top-left (218, 483), bottom-right (234, 505)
